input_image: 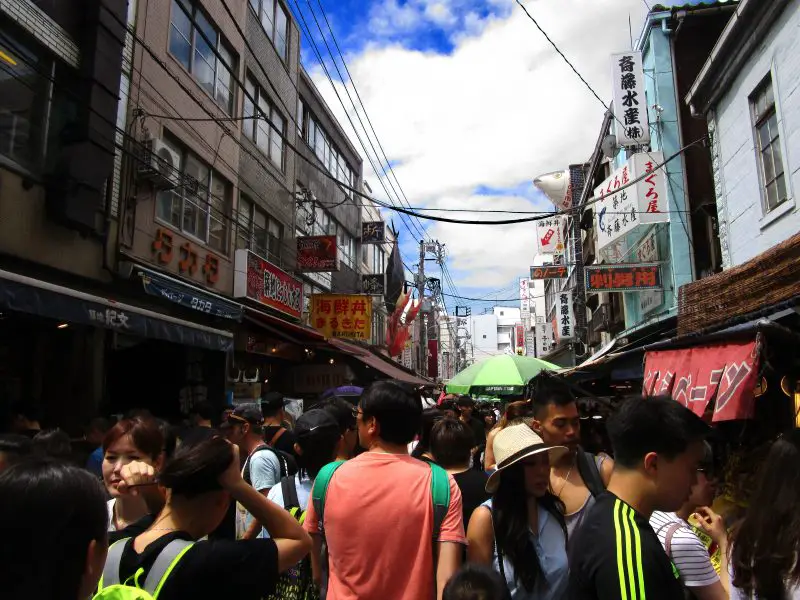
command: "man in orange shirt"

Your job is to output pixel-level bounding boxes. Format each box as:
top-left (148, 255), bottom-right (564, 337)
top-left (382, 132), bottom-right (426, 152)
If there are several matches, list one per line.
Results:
top-left (304, 381), bottom-right (465, 600)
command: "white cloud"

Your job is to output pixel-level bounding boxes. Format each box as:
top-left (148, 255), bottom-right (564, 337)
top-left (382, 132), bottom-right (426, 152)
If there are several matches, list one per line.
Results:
top-left (311, 0), bottom-right (648, 292)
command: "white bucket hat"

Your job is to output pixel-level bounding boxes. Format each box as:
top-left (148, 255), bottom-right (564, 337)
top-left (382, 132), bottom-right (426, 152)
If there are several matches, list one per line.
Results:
top-left (486, 423), bottom-right (569, 493)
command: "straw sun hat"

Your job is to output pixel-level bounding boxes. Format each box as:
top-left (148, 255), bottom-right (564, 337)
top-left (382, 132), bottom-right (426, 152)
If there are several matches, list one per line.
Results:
top-left (486, 423), bottom-right (569, 493)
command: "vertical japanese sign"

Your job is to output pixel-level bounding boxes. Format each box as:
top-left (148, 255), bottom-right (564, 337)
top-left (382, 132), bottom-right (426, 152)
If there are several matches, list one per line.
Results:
top-left (535, 217), bottom-right (565, 255)
top-left (310, 294), bottom-right (372, 340)
top-left (611, 51), bottom-right (650, 146)
top-left (519, 278), bottom-right (530, 313)
top-left (514, 323), bottom-right (525, 355)
top-left (557, 291), bottom-right (574, 341)
top-left (594, 152), bottom-right (668, 253)
top-left (635, 229), bottom-right (663, 314)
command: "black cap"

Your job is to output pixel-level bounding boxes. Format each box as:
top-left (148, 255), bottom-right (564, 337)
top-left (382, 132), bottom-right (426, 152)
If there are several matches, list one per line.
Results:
top-left (227, 403), bottom-right (263, 426)
top-left (261, 392), bottom-right (288, 412)
top-left (295, 409), bottom-right (339, 439)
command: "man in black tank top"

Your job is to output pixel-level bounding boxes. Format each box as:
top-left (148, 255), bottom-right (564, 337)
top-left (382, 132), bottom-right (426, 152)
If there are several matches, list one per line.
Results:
top-left (531, 391), bottom-right (614, 539)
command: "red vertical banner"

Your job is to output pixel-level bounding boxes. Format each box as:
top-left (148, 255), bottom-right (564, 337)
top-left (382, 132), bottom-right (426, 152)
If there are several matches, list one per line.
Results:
top-left (428, 340), bottom-right (439, 380)
top-left (642, 336), bottom-right (762, 422)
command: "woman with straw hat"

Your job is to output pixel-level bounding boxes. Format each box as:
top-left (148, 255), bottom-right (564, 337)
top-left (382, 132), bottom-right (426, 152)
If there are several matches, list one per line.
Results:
top-left (467, 423), bottom-right (570, 599)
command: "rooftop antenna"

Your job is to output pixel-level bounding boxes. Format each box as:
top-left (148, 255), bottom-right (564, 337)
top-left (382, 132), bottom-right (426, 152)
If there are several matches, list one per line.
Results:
top-left (628, 14), bottom-right (634, 50)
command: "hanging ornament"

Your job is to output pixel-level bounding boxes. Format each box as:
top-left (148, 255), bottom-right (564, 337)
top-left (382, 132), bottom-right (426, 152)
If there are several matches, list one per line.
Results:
top-left (780, 376), bottom-right (800, 428)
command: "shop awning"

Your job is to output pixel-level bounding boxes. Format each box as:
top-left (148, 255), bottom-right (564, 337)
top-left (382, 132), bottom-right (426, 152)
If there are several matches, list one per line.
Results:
top-left (327, 338), bottom-right (434, 386)
top-left (0, 269), bottom-right (233, 352)
top-left (642, 334), bottom-right (763, 422)
top-left (135, 265), bottom-right (243, 321)
top-left (245, 307), bottom-right (325, 344)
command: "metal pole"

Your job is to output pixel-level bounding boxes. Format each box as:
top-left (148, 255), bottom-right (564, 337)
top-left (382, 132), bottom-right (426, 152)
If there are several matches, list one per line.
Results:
top-left (417, 239), bottom-right (426, 376)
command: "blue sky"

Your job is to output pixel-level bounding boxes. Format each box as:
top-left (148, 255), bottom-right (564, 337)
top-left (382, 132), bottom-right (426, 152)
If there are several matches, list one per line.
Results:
top-left (290, 0), bottom-right (648, 307)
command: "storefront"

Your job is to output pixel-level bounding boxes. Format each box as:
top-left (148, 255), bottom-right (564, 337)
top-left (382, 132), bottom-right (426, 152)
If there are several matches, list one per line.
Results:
top-left (0, 267), bottom-right (236, 428)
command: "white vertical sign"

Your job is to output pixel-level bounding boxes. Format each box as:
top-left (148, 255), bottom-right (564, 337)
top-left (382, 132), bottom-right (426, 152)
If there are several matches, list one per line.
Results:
top-left (594, 152), bottom-right (669, 253)
top-left (519, 278), bottom-right (530, 313)
top-left (611, 51), bottom-right (650, 146)
top-left (635, 229), bottom-right (663, 314)
top-left (556, 290), bottom-right (574, 341)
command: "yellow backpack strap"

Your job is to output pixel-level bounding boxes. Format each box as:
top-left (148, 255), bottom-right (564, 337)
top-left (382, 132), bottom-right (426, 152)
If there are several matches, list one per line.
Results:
top-left (143, 539), bottom-right (195, 599)
top-left (98, 538), bottom-right (132, 590)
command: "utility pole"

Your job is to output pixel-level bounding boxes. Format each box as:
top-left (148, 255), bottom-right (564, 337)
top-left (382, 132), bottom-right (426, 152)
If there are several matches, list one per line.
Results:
top-left (417, 239), bottom-right (426, 376)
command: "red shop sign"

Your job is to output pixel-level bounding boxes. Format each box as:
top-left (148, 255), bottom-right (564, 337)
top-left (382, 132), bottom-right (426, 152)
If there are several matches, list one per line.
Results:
top-left (642, 335), bottom-right (762, 422)
top-left (297, 236), bottom-right (339, 272)
top-left (234, 250), bottom-right (303, 319)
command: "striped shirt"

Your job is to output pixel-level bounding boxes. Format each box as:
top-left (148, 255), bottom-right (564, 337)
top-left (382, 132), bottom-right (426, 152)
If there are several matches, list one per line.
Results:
top-left (649, 511), bottom-right (719, 588)
top-left (568, 492), bottom-right (683, 600)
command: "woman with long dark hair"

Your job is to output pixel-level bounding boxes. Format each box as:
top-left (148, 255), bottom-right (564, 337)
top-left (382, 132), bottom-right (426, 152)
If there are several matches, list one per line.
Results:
top-left (729, 431), bottom-right (800, 599)
top-left (467, 423), bottom-right (569, 599)
top-left (0, 458), bottom-right (109, 599)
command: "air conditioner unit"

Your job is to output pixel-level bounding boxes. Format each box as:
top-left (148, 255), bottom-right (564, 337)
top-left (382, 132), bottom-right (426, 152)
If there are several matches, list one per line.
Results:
top-left (138, 138), bottom-right (180, 190)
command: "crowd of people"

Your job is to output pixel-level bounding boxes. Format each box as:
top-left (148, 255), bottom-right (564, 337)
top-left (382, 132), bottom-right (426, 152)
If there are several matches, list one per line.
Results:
top-left (1, 381), bottom-right (799, 600)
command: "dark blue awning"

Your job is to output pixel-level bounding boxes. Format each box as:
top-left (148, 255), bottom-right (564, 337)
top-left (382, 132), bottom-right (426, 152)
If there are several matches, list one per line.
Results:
top-left (135, 265), bottom-right (243, 321)
top-left (0, 269), bottom-right (233, 352)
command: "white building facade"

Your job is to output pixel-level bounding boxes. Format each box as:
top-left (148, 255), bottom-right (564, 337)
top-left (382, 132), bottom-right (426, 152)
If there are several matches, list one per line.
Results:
top-left (687, 0), bottom-right (800, 268)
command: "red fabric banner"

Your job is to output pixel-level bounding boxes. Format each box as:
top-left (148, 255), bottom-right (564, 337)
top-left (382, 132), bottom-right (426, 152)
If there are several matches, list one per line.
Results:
top-left (642, 336), bottom-right (762, 422)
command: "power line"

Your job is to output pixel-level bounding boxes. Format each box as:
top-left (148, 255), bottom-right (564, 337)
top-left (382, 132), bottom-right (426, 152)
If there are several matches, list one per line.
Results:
top-left (307, 0), bottom-right (431, 243)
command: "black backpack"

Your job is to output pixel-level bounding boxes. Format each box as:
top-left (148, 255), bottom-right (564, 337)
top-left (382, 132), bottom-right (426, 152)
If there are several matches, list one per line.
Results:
top-left (265, 476), bottom-right (319, 600)
top-left (576, 449), bottom-right (606, 497)
top-left (243, 446), bottom-right (298, 484)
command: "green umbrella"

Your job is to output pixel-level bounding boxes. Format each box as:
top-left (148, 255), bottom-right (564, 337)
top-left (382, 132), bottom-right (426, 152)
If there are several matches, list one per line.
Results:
top-left (445, 354), bottom-right (561, 396)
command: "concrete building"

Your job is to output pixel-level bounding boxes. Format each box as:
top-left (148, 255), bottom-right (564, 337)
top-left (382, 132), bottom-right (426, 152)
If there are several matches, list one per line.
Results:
top-left (0, 0), bottom-right (127, 426)
top-left (295, 68), bottom-right (363, 303)
top-left (572, 3), bottom-right (735, 362)
top-left (685, 0), bottom-right (799, 269)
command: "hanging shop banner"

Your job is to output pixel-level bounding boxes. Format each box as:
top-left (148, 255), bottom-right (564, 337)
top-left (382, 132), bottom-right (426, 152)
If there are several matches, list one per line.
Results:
top-left (428, 339), bottom-right (439, 380)
top-left (585, 263), bottom-right (662, 293)
top-left (234, 249), bottom-right (303, 319)
top-left (611, 51), bottom-right (651, 146)
top-left (531, 265), bottom-right (568, 280)
top-left (535, 217), bottom-right (566, 255)
top-left (514, 323), bottom-right (526, 354)
top-left (297, 236), bottom-right (339, 272)
top-left (594, 152), bottom-right (669, 253)
top-left (361, 274), bottom-right (385, 295)
top-left (556, 290), bottom-right (574, 341)
top-left (635, 230), bottom-right (664, 314)
top-left (642, 336), bottom-right (762, 422)
top-left (519, 278), bottom-right (530, 313)
top-left (361, 221), bottom-right (386, 244)
top-left (310, 294), bottom-right (373, 340)
top-left (537, 321), bottom-right (552, 355)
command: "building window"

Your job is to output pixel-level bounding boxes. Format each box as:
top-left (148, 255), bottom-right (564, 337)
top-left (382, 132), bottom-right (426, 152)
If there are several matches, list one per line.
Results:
top-left (751, 76), bottom-right (787, 212)
top-left (0, 23), bottom-right (52, 171)
top-left (303, 108), bottom-right (357, 195)
top-left (169, 0), bottom-right (236, 114)
top-left (155, 135), bottom-right (231, 253)
top-left (236, 194), bottom-right (283, 262)
top-left (243, 75), bottom-right (285, 169)
top-left (249, 0), bottom-right (289, 61)
top-left (372, 246), bottom-right (385, 274)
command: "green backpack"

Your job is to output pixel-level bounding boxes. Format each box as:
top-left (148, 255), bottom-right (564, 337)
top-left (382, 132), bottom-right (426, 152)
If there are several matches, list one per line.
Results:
top-left (93, 538), bottom-right (194, 600)
top-left (311, 460), bottom-right (451, 538)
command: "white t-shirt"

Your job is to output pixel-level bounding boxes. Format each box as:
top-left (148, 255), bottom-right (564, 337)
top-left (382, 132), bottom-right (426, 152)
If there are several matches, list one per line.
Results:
top-left (262, 475), bottom-right (313, 540)
top-left (650, 510), bottom-right (719, 588)
top-left (236, 447), bottom-right (282, 539)
top-left (107, 498), bottom-right (117, 532)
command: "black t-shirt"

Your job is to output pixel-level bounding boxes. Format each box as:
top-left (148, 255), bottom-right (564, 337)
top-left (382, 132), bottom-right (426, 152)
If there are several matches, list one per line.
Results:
top-left (467, 417), bottom-right (486, 447)
top-left (108, 515), bottom-right (279, 600)
top-left (568, 492), bottom-right (683, 600)
top-left (264, 425), bottom-right (298, 459)
top-left (452, 469), bottom-right (490, 531)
